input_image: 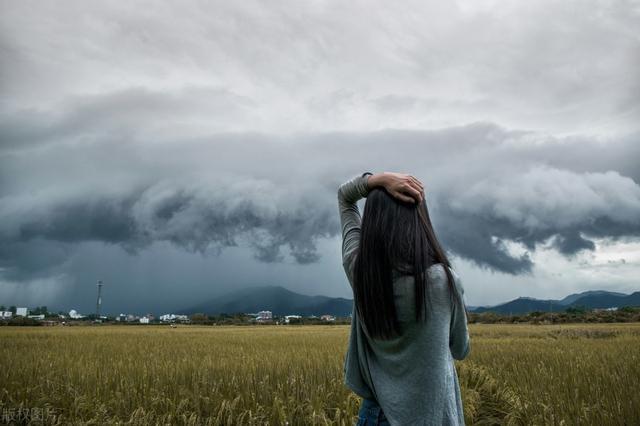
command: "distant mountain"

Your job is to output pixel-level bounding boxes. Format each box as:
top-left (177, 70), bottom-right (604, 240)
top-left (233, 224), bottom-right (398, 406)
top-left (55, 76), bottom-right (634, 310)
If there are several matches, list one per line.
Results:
top-left (559, 290), bottom-right (627, 305)
top-left (568, 291), bottom-right (640, 309)
top-left (473, 297), bottom-right (565, 314)
top-left (179, 286), bottom-right (639, 317)
top-left (180, 285), bottom-right (353, 317)
top-left (471, 290), bottom-right (640, 315)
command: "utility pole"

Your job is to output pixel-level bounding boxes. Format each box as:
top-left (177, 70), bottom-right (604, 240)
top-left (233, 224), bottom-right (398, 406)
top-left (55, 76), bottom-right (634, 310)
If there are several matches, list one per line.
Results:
top-left (96, 280), bottom-right (104, 320)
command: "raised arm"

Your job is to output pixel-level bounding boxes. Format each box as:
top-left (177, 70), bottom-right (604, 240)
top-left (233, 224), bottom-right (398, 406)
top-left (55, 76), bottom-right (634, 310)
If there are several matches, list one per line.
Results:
top-left (337, 171), bottom-right (425, 286)
top-left (337, 172), bottom-right (373, 286)
top-left (449, 268), bottom-right (470, 360)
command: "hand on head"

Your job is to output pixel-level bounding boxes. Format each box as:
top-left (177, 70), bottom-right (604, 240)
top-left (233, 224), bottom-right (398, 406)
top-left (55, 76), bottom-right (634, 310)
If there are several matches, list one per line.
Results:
top-left (369, 172), bottom-right (425, 204)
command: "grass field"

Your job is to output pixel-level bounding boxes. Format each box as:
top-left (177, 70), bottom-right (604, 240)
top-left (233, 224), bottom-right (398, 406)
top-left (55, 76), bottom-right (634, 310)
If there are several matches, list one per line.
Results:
top-left (1, 323), bottom-right (639, 425)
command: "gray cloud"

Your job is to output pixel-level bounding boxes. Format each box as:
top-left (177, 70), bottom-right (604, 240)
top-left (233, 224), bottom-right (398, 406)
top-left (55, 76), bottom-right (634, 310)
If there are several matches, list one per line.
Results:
top-left (438, 165), bottom-right (640, 272)
top-left (1, 1), bottom-right (639, 310)
top-left (1, 1), bottom-right (638, 135)
top-left (1, 90), bottom-right (639, 281)
top-left (0, 86), bottom-right (255, 152)
top-left (0, 176), bottom-right (337, 280)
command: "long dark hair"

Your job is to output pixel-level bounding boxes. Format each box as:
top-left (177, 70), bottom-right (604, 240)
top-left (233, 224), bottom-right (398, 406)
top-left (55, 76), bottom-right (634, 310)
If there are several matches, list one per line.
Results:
top-left (353, 186), bottom-right (456, 339)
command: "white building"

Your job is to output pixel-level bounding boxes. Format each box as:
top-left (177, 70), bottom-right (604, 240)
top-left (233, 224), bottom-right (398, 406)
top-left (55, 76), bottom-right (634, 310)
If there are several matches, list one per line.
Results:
top-left (16, 307), bottom-right (28, 317)
top-left (321, 315), bottom-right (336, 322)
top-left (28, 314), bottom-right (45, 320)
top-left (159, 313), bottom-right (189, 322)
top-left (284, 315), bottom-right (301, 324)
top-left (68, 309), bottom-right (85, 319)
top-left (256, 310), bottom-right (272, 321)
top-left (139, 317), bottom-right (150, 324)
top-left (0, 311), bottom-right (12, 319)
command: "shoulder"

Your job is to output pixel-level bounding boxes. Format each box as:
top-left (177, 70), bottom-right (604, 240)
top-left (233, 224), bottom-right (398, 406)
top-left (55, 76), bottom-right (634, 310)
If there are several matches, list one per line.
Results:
top-left (427, 263), bottom-right (464, 295)
top-left (426, 263), bottom-right (451, 280)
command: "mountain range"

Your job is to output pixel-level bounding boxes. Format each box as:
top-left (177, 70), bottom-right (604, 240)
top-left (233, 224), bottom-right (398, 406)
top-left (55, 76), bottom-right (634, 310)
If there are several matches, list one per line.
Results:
top-left (180, 286), bottom-right (353, 317)
top-left (471, 290), bottom-right (640, 314)
top-left (180, 286), bottom-right (640, 317)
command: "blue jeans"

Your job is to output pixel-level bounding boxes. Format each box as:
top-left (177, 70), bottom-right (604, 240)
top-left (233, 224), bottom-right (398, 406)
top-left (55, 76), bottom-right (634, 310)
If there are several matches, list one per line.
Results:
top-left (356, 398), bottom-right (391, 425)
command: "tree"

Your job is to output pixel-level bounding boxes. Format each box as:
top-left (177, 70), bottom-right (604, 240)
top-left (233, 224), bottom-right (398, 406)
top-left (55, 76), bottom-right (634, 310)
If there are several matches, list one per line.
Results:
top-left (566, 306), bottom-right (586, 315)
top-left (190, 313), bottom-right (209, 323)
top-left (32, 306), bottom-right (48, 315)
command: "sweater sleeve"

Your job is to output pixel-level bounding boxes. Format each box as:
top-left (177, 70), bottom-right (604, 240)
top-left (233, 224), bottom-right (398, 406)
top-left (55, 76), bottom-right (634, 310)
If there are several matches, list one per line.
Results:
top-left (337, 172), bottom-right (373, 288)
top-left (449, 268), bottom-right (470, 360)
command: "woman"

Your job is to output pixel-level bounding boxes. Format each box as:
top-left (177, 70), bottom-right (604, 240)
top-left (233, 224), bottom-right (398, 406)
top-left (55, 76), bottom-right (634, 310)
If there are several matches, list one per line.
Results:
top-left (337, 171), bottom-right (470, 426)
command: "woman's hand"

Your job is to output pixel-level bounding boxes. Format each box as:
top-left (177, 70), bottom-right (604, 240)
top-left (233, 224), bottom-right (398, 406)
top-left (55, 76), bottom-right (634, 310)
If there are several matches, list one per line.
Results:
top-left (368, 172), bottom-right (425, 204)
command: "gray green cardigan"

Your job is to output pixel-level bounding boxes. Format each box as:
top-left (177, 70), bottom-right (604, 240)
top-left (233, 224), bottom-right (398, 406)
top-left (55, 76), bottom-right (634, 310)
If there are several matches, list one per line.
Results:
top-left (338, 172), bottom-right (470, 426)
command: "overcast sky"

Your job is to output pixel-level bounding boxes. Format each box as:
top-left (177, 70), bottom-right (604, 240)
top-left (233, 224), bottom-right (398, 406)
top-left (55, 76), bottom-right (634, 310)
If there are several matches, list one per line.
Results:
top-left (1, 0), bottom-right (639, 314)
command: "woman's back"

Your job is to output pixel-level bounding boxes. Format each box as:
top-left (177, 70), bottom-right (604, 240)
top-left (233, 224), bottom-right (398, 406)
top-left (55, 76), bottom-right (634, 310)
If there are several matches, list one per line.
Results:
top-left (338, 172), bottom-right (470, 426)
top-left (344, 263), bottom-right (469, 426)
top-left (371, 264), bottom-right (468, 359)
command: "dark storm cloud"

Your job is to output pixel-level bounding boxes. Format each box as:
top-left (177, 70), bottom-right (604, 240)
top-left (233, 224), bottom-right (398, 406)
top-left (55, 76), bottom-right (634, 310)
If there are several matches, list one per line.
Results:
top-left (1, 1), bottom-right (639, 312)
top-left (1, 90), bottom-right (639, 280)
top-left (0, 176), bottom-right (337, 280)
top-left (436, 166), bottom-right (640, 273)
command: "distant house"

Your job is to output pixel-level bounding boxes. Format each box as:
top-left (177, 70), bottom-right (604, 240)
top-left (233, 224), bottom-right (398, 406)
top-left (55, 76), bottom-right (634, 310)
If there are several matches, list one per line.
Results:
top-left (256, 310), bottom-right (273, 322)
top-left (16, 307), bottom-right (28, 317)
top-left (284, 315), bottom-right (301, 324)
top-left (28, 314), bottom-right (45, 320)
top-left (321, 315), bottom-right (336, 322)
top-left (139, 317), bottom-right (150, 324)
top-left (0, 311), bottom-right (12, 319)
top-left (159, 314), bottom-right (189, 323)
top-left (68, 309), bottom-right (85, 319)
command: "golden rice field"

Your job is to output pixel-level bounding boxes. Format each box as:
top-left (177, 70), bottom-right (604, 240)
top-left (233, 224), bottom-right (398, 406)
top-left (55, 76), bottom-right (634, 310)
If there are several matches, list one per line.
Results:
top-left (1, 323), bottom-right (639, 425)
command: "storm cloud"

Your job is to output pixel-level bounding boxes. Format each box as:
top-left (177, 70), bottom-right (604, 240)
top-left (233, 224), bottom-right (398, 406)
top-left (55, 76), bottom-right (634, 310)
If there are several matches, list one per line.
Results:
top-left (2, 99), bottom-right (639, 281)
top-left (1, 0), bottom-right (639, 310)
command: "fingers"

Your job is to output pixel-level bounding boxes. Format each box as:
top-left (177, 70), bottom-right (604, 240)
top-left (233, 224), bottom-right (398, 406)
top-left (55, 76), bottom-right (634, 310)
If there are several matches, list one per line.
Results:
top-left (405, 175), bottom-right (425, 200)
top-left (387, 172), bottom-right (426, 204)
top-left (393, 185), bottom-right (422, 204)
top-left (402, 177), bottom-right (423, 203)
top-left (409, 175), bottom-right (424, 192)
top-left (404, 185), bottom-right (423, 203)
top-left (408, 181), bottom-right (424, 201)
top-left (393, 191), bottom-right (416, 204)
